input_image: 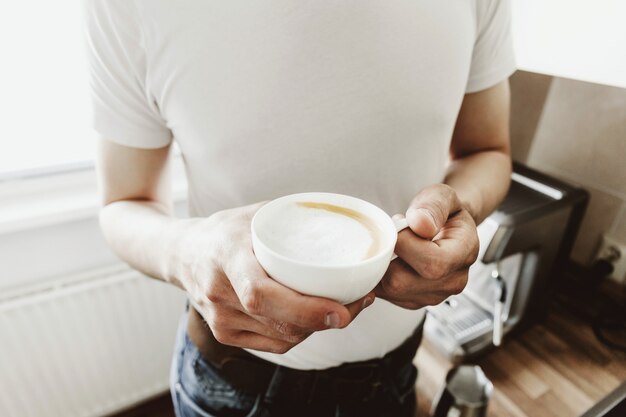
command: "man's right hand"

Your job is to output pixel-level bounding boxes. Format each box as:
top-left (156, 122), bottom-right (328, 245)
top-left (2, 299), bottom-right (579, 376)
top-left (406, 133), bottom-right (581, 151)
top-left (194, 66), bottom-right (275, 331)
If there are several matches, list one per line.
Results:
top-left (97, 140), bottom-right (372, 354)
top-left (167, 201), bottom-right (374, 354)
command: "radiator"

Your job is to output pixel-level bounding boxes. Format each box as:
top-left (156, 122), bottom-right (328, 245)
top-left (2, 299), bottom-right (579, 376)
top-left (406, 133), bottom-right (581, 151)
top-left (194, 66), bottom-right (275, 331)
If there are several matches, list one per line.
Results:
top-left (0, 265), bottom-right (187, 417)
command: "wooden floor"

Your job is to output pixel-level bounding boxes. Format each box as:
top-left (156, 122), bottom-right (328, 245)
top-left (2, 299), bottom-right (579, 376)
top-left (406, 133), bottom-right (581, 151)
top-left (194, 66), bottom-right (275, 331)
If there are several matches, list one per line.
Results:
top-left (114, 304), bottom-right (626, 417)
top-left (415, 303), bottom-right (626, 417)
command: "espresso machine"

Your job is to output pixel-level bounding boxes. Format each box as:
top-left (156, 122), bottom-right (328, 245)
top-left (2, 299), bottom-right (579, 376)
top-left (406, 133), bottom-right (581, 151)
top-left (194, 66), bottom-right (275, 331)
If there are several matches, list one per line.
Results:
top-left (424, 163), bottom-right (588, 362)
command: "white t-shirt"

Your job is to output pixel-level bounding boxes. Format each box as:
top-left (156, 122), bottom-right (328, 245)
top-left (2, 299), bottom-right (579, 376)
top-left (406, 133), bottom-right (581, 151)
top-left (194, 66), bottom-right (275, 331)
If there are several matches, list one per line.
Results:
top-left (86, 0), bottom-right (515, 370)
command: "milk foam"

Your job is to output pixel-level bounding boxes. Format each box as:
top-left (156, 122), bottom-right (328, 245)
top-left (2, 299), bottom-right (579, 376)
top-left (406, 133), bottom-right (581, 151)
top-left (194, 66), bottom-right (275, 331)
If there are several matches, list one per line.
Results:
top-left (260, 202), bottom-right (374, 265)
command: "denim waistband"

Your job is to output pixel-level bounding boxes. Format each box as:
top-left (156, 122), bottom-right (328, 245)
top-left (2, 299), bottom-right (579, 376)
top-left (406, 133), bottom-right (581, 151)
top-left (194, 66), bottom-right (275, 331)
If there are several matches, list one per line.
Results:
top-left (186, 306), bottom-right (425, 404)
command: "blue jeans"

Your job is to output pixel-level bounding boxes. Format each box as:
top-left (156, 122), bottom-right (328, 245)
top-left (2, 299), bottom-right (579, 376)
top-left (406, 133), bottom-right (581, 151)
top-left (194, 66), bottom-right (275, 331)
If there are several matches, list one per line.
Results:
top-left (170, 314), bottom-right (418, 417)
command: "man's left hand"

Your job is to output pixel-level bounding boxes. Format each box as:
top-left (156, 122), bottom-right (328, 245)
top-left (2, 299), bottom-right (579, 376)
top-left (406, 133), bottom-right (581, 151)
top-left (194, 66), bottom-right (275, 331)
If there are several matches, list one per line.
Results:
top-left (375, 184), bottom-right (480, 309)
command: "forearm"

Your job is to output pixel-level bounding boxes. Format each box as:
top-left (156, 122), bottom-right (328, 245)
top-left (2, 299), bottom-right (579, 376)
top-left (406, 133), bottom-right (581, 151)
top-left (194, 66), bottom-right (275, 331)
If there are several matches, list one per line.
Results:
top-left (444, 149), bottom-right (511, 224)
top-left (99, 200), bottom-right (191, 288)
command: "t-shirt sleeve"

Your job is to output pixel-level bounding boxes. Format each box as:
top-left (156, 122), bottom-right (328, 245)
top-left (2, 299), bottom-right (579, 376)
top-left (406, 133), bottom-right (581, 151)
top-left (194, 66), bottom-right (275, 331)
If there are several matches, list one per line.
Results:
top-left (84, 0), bottom-right (172, 148)
top-left (466, 0), bottom-right (517, 93)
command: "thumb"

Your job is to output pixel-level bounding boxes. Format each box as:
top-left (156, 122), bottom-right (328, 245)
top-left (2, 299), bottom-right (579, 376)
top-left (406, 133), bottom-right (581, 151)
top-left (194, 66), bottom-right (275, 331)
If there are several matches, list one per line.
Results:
top-left (406, 184), bottom-right (461, 240)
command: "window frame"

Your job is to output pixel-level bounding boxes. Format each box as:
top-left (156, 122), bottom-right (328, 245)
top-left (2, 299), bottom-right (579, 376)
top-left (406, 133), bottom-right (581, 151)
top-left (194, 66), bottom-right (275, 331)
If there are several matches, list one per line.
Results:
top-left (0, 152), bottom-right (187, 237)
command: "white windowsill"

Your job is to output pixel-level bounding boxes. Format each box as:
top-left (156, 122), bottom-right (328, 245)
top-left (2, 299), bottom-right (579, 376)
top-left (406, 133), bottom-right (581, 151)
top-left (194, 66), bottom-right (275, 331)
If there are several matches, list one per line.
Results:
top-left (0, 156), bottom-right (188, 236)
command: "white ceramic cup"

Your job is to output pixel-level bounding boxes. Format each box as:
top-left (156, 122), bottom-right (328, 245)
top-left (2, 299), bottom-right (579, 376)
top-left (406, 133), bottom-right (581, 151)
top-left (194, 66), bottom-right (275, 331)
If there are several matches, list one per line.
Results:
top-left (251, 192), bottom-right (409, 304)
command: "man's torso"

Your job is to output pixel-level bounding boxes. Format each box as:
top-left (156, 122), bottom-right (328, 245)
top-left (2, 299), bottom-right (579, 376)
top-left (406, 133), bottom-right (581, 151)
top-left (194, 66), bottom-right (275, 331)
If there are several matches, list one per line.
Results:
top-left (135, 0), bottom-right (478, 369)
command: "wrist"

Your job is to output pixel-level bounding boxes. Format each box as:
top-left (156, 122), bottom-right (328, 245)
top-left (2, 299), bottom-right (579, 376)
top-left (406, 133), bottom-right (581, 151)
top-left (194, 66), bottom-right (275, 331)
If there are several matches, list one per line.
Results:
top-left (443, 181), bottom-right (483, 224)
top-left (459, 197), bottom-right (482, 225)
top-left (160, 216), bottom-right (203, 289)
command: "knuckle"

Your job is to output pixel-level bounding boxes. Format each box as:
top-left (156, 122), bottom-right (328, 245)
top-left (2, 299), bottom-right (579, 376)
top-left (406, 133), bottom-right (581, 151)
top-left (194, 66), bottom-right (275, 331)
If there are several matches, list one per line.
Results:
top-left (431, 185), bottom-right (455, 220)
top-left (451, 273), bottom-right (468, 295)
top-left (402, 301), bottom-right (422, 310)
top-left (421, 259), bottom-right (448, 280)
top-left (423, 294), bottom-right (446, 306)
top-left (240, 281), bottom-right (264, 315)
top-left (436, 183), bottom-right (453, 194)
top-left (449, 285), bottom-right (463, 296)
top-left (292, 312), bottom-right (316, 329)
top-left (431, 200), bottom-right (448, 225)
top-left (382, 274), bottom-right (404, 296)
top-left (206, 313), bottom-right (222, 331)
top-left (205, 280), bottom-right (223, 304)
top-left (442, 184), bottom-right (458, 206)
top-left (212, 313), bottom-right (229, 330)
top-left (206, 291), bottom-right (222, 304)
top-left (271, 343), bottom-right (294, 354)
top-left (192, 294), bottom-right (207, 308)
top-left (468, 238), bottom-right (480, 265)
top-left (212, 328), bottom-right (232, 345)
top-left (274, 321), bottom-right (300, 337)
top-left (450, 285), bottom-right (463, 296)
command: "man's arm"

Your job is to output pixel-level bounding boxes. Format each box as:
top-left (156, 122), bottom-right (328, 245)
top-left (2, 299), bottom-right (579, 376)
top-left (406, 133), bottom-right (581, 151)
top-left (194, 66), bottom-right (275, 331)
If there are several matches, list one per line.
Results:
top-left (375, 80), bottom-right (512, 309)
top-left (445, 80), bottom-right (512, 224)
top-left (97, 140), bottom-right (178, 282)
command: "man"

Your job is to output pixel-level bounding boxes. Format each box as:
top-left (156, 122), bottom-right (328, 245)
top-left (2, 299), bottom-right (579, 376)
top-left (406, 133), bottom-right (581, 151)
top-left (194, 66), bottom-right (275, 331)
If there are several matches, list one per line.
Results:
top-left (85, 0), bottom-right (514, 416)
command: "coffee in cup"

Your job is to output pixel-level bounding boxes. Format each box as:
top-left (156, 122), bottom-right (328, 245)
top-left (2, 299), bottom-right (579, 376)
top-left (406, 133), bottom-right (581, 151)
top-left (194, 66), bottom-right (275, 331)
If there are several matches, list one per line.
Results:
top-left (257, 201), bottom-right (386, 266)
top-left (251, 192), bottom-right (408, 304)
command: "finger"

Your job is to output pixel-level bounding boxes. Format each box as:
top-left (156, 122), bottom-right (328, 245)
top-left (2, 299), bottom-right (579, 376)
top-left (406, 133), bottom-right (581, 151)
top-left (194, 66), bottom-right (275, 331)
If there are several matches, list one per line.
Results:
top-left (250, 292), bottom-right (375, 333)
top-left (209, 322), bottom-right (298, 354)
top-left (375, 258), bottom-right (420, 302)
top-left (200, 271), bottom-right (246, 310)
top-left (376, 263), bottom-right (468, 307)
top-left (225, 331), bottom-right (299, 354)
top-left (200, 305), bottom-right (310, 346)
top-left (395, 211), bottom-right (478, 280)
top-left (344, 291), bottom-right (376, 319)
top-left (252, 315), bottom-right (311, 339)
top-left (404, 270), bottom-right (468, 307)
top-left (406, 184), bottom-right (462, 239)
top-left (204, 275), bottom-right (312, 338)
top-left (225, 250), bottom-right (355, 331)
top-left (232, 310), bottom-right (311, 344)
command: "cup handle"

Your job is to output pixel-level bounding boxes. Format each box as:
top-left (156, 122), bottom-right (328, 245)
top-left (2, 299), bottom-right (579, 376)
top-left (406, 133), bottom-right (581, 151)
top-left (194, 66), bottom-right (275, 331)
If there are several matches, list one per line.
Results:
top-left (391, 216), bottom-right (409, 261)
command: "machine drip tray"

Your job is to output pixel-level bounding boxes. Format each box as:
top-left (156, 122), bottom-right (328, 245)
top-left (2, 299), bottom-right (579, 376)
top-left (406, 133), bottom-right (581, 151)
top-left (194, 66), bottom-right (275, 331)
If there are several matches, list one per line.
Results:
top-left (429, 296), bottom-right (493, 345)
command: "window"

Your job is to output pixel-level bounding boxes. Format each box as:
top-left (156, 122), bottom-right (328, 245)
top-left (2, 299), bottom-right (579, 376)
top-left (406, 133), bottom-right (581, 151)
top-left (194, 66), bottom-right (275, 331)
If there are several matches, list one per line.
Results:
top-left (512, 0), bottom-right (626, 89)
top-left (0, 1), bottom-right (95, 179)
